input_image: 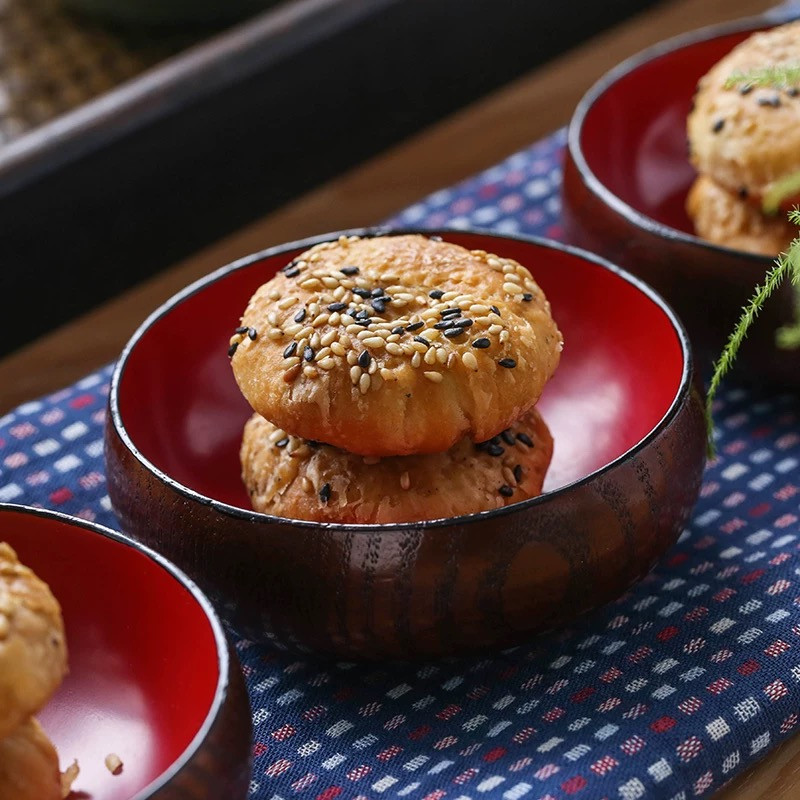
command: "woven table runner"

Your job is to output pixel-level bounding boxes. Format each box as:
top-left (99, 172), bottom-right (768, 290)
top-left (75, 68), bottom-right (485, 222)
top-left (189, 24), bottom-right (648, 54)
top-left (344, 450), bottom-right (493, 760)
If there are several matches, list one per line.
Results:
top-left (3, 128), bottom-right (800, 800)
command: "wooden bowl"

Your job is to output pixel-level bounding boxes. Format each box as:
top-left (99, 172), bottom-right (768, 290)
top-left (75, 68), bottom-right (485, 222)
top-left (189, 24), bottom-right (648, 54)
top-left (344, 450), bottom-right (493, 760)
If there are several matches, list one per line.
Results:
top-left (0, 504), bottom-right (252, 799)
top-left (105, 229), bottom-right (706, 660)
top-left (562, 13), bottom-right (800, 385)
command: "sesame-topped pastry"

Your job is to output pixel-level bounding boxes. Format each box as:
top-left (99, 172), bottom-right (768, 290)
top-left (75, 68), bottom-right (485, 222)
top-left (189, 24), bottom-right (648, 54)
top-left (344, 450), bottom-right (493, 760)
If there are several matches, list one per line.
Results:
top-left (0, 543), bottom-right (67, 741)
top-left (686, 174), bottom-right (796, 255)
top-left (0, 718), bottom-right (63, 800)
top-left (688, 21), bottom-right (800, 208)
top-left (240, 407), bottom-right (553, 523)
top-left (230, 234), bottom-right (562, 456)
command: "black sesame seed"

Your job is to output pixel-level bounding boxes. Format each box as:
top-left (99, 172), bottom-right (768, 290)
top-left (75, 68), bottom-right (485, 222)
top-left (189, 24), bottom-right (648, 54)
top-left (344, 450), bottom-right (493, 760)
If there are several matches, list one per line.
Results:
top-left (739, 84), bottom-right (753, 95)
top-left (490, 436), bottom-right (500, 446)
top-left (284, 267), bottom-right (300, 278)
top-left (472, 338), bottom-right (491, 349)
top-left (319, 483), bottom-right (331, 503)
top-left (433, 321), bottom-right (453, 330)
top-left (283, 341), bottom-right (298, 358)
top-left (444, 327), bottom-right (465, 338)
top-left (294, 308), bottom-right (307, 323)
top-left (712, 118), bottom-right (725, 133)
top-left (303, 346), bottom-right (315, 362)
top-left (248, 327), bottom-right (258, 340)
top-left (429, 289), bottom-right (444, 299)
top-left (522, 293), bottom-right (533, 302)
top-left (306, 440), bottom-right (320, 449)
top-left (490, 305), bottom-right (501, 316)
top-left (475, 441), bottom-right (490, 452)
top-left (227, 342), bottom-right (238, 357)
top-left (358, 350), bottom-right (372, 368)
top-left (356, 309), bottom-right (371, 320)
top-left (276, 437), bottom-right (289, 448)
top-left (440, 307), bottom-right (461, 318)
top-left (235, 326), bottom-right (248, 334)
top-left (356, 320), bottom-right (372, 327)
top-left (406, 321), bottom-right (424, 332)
top-left (282, 260), bottom-right (298, 273)
top-left (758, 95), bottom-right (781, 108)
top-left (517, 432), bottom-right (533, 447)
top-left (513, 464), bottom-right (523, 482)
top-left (371, 299), bottom-right (386, 313)
top-left (429, 235), bottom-right (443, 242)
top-left (488, 444), bottom-right (505, 457)
top-left (499, 484), bottom-right (514, 498)
top-left (453, 318), bottom-right (474, 328)
top-left (353, 288), bottom-right (371, 299)
top-left (340, 266), bottom-right (360, 275)
top-left (413, 335), bottom-right (430, 346)
top-left (392, 326), bottom-right (405, 335)
top-left (328, 302), bottom-right (347, 312)
top-left (371, 287), bottom-right (384, 297)
top-left (347, 308), bottom-right (360, 318)
top-left (498, 358), bottom-right (517, 368)
top-left (500, 430), bottom-right (515, 446)
top-left (738, 186), bottom-right (749, 199)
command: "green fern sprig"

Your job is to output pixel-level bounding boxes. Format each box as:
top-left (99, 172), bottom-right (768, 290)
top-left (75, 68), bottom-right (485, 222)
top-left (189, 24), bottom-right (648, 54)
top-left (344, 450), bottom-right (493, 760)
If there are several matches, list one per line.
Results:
top-left (724, 63), bottom-right (800, 89)
top-left (706, 217), bottom-right (800, 457)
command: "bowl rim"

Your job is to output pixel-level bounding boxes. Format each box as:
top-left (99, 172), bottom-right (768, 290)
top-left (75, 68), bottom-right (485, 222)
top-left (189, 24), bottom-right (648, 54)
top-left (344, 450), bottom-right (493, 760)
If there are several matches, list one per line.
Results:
top-left (109, 226), bottom-right (696, 532)
top-left (0, 502), bottom-right (240, 800)
top-left (567, 11), bottom-right (782, 265)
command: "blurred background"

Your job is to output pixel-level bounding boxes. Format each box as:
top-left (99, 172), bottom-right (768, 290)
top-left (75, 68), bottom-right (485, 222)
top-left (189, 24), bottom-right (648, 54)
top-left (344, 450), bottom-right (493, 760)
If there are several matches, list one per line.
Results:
top-left (0, 0), bottom-right (661, 358)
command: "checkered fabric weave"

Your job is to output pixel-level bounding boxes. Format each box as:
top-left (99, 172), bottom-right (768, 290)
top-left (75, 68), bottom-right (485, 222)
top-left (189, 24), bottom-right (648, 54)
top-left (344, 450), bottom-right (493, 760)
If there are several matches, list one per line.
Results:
top-left (3, 128), bottom-right (800, 800)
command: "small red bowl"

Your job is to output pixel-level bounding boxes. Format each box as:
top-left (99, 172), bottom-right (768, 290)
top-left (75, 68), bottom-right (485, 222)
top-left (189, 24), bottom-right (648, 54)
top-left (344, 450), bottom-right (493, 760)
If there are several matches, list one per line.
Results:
top-left (562, 13), bottom-right (800, 385)
top-left (0, 504), bottom-right (252, 800)
top-left (105, 229), bottom-right (706, 659)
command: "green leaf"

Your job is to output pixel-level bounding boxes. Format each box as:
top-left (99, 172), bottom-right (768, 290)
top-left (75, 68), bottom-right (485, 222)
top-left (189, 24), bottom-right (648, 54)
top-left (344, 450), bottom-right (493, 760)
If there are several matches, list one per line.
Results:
top-left (763, 170), bottom-right (800, 215)
top-left (724, 63), bottom-right (800, 89)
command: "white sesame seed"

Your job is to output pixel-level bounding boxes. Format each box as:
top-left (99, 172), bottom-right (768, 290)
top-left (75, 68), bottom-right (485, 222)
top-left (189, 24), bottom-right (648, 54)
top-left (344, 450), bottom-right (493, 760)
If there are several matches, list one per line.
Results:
top-left (321, 330), bottom-right (337, 347)
top-left (298, 326), bottom-right (314, 339)
top-left (385, 342), bottom-right (403, 356)
top-left (447, 352), bottom-right (457, 368)
top-left (347, 351), bottom-right (358, 366)
top-left (300, 278), bottom-right (322, 291)
top-left (312, 314), bottom-right (330, 328)
top-left (364, 337), bottom-right (385, 348)
top-left (411, 352), bottom-right (422, 368)
top-left (355, 276), bottom-right (370, 288)
top-left (500, 331), bottom-right (510, 344)
top-left (436, 348), bottom-right (448, 365)
top-left (316, 346), bottom-right (332, 360)
top-left (453, 294), bottom-right (472, 304)
top-left (392, 300), bottom-right (408, 308)
top-left (267, 311), bottom-right (279, 326)
top-left (269, 428), bottom-right (287, 443)
top-left (356, 330), bottom-right (373, 341)
top-left (308, 302), bottom-right (320, 317)
top-left (488, 324), bottom-right (503, 335)
top-left (503, 282), bottom-right (524, 295)
top-left (328, 312), bottom-right (341, 326)
top-left (380, 367), bottom-right (395, 380)
top-left (290, 444), bottom-right (311, 458)
top-left (475, 315), bottom-right (494, 325)
top-left (317, 357), bottom-right (336, 370)
top-left (420, 309), bottom-right (440, 320)
top-left (504, 272), bottom-right (522, 284)
top-left (400, 471), bottom-right (410, 490)
top-left (409, 341), bottom-right (427, 353)
top-left (321, 276), bottom-right (339, 289)
top-left (346, 324), bottom-right (363, 335)
top-left (457, 300), bottom-right (472, 310)
top-left (302, 477), bottom-right (314, 494)
top-left (283, 364), bottom-right (301, 382)
top-left (267, 328), bottom-right (284, 340)
top-left (462, 352), bottom-right (478, 370)
top-left (303, 366), bottom-right (318, 378)
top-left (424, 348), bottom-right (437, 365)
top-left (229, 334), bottom-right (243, 346)
top-left (424, 371), bottom-right (443, 383)
top-left (425, 329), bottom-right (441, 341)
top-left (283, 323), bottom-right (302, 336)
top-left (277, 296), bottom-right (296, 310)
top-left (350, 365), bottom-right (361, 384)
top-left (502, 263), bottom-right (516, 274)
top-left (368, 360), bottom-right (378, 375)
top-left (310, 332), bottom-right (321, 349)
top-left (503, 466), bottom-right (517, 486)
top-left (441, 291), bottom-right (458, 301)
top-left (268, 288), bottom-right (282, 301)
top-left (470, 304), bottom-right (490, 315)
top-left (359, 373), bottom-right (371, 394)
top-left (333, 285), bottom-right (346, 300)
top-left (283, 356), bottom-right (301, 369)
top-left (386, 334), bottom-right (401, 343)
top-left (331, 341), bottom-right (346, 356)
top-left (486, 256), bottom-right (502, 271)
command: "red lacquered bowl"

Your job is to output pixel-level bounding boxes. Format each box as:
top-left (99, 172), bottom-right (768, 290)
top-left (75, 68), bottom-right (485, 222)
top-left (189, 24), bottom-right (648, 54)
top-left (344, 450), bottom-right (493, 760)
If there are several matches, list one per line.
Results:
top-left (562, 12), bottom-right (800, 385)
top-left (105, 229), bottom-right (706, 660)
top-left (0, 504), bottom-right (252, 799)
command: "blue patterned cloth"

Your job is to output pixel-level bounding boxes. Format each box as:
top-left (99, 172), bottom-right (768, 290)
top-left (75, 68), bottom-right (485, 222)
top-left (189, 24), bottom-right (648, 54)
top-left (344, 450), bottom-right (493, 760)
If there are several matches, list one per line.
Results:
top-left (3, 128), bottom-right (800, 800)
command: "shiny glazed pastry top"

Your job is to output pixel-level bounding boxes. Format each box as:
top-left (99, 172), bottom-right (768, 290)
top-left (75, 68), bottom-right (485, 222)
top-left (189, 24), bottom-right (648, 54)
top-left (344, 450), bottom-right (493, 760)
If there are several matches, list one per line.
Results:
top-left (230, 234), bottom-right (562, 456)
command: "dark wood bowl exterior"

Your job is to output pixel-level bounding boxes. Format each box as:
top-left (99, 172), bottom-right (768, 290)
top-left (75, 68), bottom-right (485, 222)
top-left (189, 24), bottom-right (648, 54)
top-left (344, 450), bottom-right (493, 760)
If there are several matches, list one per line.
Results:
top-left (561, 16), bottom-right (800, 387)
top-left (104, 230), bottom-right (707, 660)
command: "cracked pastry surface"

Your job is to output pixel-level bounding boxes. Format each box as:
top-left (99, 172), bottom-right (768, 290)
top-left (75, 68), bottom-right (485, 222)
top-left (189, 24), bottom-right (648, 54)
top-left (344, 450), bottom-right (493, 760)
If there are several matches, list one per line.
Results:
top-left (230, 234), bottom-right (562, 456)
top-left (240, 406), bottom-right (553, 523)
top-left (0, 718), bottom-right (62, 800)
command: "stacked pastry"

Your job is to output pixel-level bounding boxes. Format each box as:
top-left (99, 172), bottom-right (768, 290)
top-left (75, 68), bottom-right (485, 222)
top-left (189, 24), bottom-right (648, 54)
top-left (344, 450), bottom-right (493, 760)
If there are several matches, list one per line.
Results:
top-left (687, 21), bottom-right (800, 255)
top-left (0, 543), bottom-right (70, 799)
top-left (229, 234), bottom-right (562, 524)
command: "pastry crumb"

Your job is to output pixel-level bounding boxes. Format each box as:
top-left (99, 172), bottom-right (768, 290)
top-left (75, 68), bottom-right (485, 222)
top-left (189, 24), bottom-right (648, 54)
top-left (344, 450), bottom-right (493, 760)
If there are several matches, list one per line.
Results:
top-left (105, 752), bottom-right (124, 775)
top-left (61, 760), bottom-right (80, 797)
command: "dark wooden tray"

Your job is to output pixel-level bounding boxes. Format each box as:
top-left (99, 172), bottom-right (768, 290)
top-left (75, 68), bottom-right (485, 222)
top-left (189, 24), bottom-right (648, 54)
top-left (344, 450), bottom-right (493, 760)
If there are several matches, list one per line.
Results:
top-left (1, 0), bottom-right (659, 357)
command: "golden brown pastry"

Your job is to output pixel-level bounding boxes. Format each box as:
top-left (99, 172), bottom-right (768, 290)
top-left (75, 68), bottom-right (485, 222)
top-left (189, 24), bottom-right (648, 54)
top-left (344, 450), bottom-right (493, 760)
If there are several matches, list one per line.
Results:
top-left (0, 718), bottom-right (62, 800)
top-left (688, 21), bottom-right (800, 204)
top-left (0, 543), bottom-right (67, 740)
top-left (686, 174), bottom-right (795, 255)
top-left (240, 406), bottom-right (553, 523)
top-left (230, 234), bottom-right (562, 456)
